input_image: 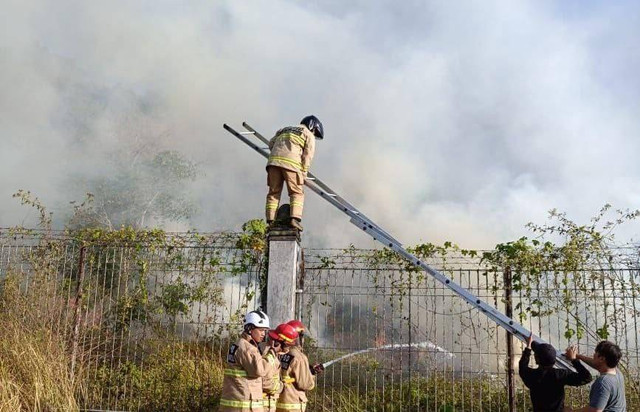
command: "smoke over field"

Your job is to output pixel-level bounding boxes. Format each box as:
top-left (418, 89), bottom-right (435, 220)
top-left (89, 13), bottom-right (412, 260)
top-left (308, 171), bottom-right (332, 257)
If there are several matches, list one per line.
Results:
top-left (2, 1), bottom-right (640, 248)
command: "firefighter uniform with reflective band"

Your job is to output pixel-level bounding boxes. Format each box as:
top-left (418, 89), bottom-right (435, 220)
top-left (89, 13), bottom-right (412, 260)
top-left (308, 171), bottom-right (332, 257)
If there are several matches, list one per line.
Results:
top-left (220, 335), bottom-right (275, 412)
top-left (276, 346), bottom-right (315, 412)
top-left (261, 347), bottom-right (283, 412)
top-left (265, 125), bottom-right (316, 221)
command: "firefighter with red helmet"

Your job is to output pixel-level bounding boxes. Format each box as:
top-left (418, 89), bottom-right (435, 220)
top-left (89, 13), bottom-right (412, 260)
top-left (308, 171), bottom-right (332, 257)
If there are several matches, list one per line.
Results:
top-left (262, 324), bottom-right (299, 412)
top-left (276, 320), bottom-right (324, 412)
top-left (286, 320), bottom-right (324, 374)
top-left (220, 310), bottom-right (282, 412)
top-left (286, 320), bottom-right (306, 347)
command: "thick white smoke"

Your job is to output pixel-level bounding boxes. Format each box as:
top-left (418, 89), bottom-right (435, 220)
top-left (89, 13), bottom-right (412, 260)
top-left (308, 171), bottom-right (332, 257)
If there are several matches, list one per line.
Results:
top-left (1, 1), bottom-right (639, 248)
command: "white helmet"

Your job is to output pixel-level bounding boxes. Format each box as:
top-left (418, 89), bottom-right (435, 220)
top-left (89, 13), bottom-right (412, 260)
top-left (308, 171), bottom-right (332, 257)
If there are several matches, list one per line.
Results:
top-left (244, 310), bottom-right (270, 329)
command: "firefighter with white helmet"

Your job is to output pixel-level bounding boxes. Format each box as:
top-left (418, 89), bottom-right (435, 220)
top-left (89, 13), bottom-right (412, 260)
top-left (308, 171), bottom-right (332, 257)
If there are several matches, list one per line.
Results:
top-left (276, 320), bottom-right (324, 412)
top-left (220, 310), bottom-right (281, 412)
top-left (262, 323), bottom-right (299, 412)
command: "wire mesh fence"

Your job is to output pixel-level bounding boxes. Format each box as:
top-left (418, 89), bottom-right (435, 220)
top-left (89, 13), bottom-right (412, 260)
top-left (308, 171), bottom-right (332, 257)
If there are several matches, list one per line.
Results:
top-left (299, 247), bottom-right (640, 411)
top-left (0, 230), bottom-right (265, 411)
top-left (1, 230), bottom-right (639, 411)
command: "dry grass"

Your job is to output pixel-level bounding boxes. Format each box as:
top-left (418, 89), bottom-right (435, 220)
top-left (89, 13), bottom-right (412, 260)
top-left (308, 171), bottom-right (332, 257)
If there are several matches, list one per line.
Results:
top-left (0, 317), bottom-right (79, 411)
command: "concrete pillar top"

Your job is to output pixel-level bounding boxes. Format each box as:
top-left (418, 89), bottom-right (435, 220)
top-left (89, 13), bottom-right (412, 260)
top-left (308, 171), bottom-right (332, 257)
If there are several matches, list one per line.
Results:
top-left (267, 228), bottom-right (301, 242)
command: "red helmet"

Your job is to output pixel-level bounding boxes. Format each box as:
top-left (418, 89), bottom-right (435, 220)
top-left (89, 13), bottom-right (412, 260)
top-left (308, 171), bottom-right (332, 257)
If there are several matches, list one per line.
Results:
top-left (268, 323), bottom-right (299, 345)
top-left (287, 320), bottom-right (305, 334)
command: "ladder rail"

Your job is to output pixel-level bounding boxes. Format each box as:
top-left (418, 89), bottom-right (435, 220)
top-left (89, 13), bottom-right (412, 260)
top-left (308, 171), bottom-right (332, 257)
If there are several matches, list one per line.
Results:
top-left (224, 122), bottom-right (573, 370)
top-left (242, 122), bottom-right (402, 246)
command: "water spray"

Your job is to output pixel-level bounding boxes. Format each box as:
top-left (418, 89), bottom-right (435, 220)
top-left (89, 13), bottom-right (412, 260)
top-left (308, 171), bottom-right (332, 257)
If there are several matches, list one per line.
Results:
top-left (322, 341), bottom-right (455, 369)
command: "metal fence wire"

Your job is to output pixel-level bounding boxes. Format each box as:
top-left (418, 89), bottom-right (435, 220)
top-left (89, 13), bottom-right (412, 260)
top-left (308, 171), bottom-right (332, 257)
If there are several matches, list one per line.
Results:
top-left (300, 248), bottom-right (640, 411)
top-left (0, 231), bottom-right (264, 411)
top-left (1, 232), bottom-right (639, 411)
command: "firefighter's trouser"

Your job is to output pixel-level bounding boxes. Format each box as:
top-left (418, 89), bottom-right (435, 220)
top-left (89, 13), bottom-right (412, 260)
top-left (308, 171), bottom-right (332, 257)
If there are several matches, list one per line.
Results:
top-left (266, 166), bottom-right (304, 221)
top-left (263, 394), bottom-right (278, 412)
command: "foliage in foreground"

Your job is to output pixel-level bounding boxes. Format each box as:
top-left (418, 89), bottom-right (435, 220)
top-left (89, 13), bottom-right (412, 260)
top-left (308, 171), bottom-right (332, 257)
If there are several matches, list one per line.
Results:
top-left (84, 342), bottom-right (224, 411)
top-left (2, 193), bottom-right (640, 410)
top-left (0, 316), bottom-right (79, 411)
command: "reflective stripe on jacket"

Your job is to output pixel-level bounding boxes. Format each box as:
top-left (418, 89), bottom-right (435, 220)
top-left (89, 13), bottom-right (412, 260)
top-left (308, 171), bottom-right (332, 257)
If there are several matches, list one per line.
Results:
top-left (219, 335), bottom-right (272, 411)
top-left (262, 348), bottom-right (283, 396)
top-left (267, 125), bottom-right (316, 175)
top-left (276, 346), bottom-right (315, 412)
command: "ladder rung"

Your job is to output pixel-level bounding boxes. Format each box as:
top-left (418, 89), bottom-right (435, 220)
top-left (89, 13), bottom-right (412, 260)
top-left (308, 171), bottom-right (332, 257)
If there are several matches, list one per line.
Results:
top-left (306, 177), bottom-right (316, 181)
top-left (240, 131), bottom-right (256, 135)
top-left (327, 194), bottom-right (337, 197)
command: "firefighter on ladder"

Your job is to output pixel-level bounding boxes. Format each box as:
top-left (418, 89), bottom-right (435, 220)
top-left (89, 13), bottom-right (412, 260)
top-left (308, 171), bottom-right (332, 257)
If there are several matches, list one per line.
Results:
top-left (276, 320), bottom-right (324, 412)
top-left (262, 323), bottom-right (299, 412)
top-left (265, 116), bottom-right (324, 232)
top-left (220, 310), bottom-right (281, 412)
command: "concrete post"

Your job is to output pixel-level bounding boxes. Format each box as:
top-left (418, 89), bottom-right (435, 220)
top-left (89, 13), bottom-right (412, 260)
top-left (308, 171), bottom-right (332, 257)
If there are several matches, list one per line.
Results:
top-left (266, 228), bottom-right (301, 326)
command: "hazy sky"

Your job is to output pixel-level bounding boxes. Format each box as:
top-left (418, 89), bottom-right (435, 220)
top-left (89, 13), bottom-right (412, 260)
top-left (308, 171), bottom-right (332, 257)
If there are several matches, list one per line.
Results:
top-left (1, 0), bottom-right (640, 248)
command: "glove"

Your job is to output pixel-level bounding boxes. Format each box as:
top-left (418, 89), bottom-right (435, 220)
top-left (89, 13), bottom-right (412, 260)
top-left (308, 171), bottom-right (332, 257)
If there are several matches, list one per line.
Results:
top-left (310, 363), bottom-right (325, 375)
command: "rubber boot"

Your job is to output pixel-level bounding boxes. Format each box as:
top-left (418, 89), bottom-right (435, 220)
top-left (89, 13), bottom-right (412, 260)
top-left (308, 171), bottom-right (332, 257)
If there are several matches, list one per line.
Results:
top-left (290, 218), bottom-right (303, 232)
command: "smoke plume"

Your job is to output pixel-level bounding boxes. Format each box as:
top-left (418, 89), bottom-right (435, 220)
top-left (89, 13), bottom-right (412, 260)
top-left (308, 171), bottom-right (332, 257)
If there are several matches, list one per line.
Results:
top-left (2, 1), bottom-right (640, 248)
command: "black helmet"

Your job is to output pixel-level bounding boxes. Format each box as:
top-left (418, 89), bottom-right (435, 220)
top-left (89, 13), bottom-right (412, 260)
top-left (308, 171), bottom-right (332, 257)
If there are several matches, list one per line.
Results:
top-left (300, 115), bottom-right (324, 140)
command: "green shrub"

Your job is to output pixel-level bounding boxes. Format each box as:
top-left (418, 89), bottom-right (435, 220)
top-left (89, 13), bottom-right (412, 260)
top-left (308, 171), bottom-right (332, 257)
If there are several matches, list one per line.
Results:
top-left (84, 341), bottom-right (224, 411)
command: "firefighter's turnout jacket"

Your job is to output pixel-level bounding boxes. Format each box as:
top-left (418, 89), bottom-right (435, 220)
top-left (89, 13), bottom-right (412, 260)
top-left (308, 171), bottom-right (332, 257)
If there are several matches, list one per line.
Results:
top-left (267, 125), bottom-right (316, 177)
top-left (261, 346), bottom-right (283, 412)
top-left (220, 334), bottom-right (276, 412)
top-left (265, 125), bottom-right (316, 221)
top-left (276, 346), bottom-right (315, 412)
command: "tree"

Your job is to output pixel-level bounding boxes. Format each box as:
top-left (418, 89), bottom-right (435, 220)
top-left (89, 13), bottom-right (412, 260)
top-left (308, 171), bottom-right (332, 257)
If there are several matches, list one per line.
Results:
top-left (70, 150), bottom-right (198, 229)
top-left (62, 86), bottom-right (200, 229)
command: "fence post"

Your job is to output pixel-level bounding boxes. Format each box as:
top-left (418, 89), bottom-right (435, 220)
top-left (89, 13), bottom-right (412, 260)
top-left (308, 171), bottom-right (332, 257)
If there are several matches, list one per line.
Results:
top-left (70, 246), bottom-right (86, 380)
top-left (504, 266), bottom-right (516, 412)
top-left (266, 228), bottom-right (301, 326)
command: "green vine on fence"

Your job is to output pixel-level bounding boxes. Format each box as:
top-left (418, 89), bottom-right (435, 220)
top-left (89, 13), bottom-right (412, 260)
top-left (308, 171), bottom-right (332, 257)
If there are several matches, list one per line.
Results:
top-left (306, 204), bottom-right (640, 346)
top-left (3, 191), bottom-right (640, 410)
top-left (3, 190), bottom-right (269, 340)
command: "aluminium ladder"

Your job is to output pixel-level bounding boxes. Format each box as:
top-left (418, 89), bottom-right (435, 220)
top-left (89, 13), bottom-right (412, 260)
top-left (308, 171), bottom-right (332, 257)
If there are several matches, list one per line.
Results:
top-left (223, 122), bottom-right (573, 370)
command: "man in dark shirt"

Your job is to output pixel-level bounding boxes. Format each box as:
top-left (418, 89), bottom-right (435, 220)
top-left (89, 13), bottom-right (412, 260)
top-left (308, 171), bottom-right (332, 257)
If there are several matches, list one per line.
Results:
top-left (519, 334), bottom-right (592, 412)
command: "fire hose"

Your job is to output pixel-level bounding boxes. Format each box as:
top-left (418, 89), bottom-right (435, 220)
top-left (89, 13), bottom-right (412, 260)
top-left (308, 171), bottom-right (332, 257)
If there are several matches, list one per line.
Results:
top-left (321, 341), bottom-right (455, 369)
